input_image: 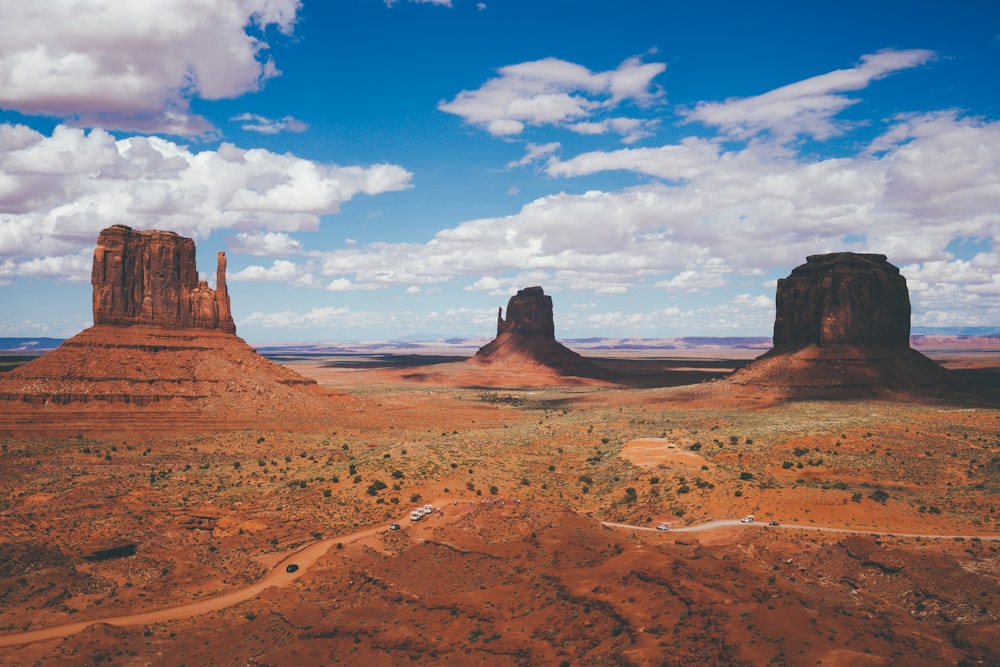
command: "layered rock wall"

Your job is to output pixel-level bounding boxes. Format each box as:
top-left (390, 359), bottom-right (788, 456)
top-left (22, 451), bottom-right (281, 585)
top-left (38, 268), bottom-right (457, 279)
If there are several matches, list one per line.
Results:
top-left (496, 286), bottom-right (555, 337)
top-left (772, 253), bottom-right (910, 348)
top-left (92, 225), bottom-right (235, 333)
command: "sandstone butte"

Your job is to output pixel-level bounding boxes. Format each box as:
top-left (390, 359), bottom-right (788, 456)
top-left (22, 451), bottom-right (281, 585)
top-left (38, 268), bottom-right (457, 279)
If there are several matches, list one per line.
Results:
top-left (725, 252), bottom-right (961, 399)
top-left (471, 286), bottom-right (616, 381)
top-left (0, 225), bottom-right (336, 437)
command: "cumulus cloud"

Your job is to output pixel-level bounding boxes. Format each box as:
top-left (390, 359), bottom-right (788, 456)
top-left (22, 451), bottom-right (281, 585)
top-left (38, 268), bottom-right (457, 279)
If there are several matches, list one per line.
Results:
top-left (231, 113), bottom-right (309, 134)
top-left (304, 110), bottom-right (1000, 330)
top-left (0, 0), bottom-right (302, 135)
top-left (0, 124), bottom-right (412, 267)
top-left (228, 231), bottom-right (303, 256)
top-left (684, 49), bottom-right (935, 141)
top-left (230, 259), bottom-right (312, 284)
top-left (439, 55), bottom-right (665, 139)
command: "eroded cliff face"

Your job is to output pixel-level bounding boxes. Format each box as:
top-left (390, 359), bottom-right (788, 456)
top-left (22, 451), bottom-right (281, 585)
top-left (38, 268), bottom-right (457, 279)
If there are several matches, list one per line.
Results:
top-left (772, 253), bottom-right (910, 348)
top-left (496, 286), bottom-right (556, 338)
top-left (92, 225), bottom-right (235, 333)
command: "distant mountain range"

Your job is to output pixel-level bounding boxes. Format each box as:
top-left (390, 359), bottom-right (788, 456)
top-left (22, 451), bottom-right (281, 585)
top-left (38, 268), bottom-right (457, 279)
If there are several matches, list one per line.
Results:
top-left (0, 337), bottom-right (66, 353)
top-left (3, 329), bottom-right (999, 355)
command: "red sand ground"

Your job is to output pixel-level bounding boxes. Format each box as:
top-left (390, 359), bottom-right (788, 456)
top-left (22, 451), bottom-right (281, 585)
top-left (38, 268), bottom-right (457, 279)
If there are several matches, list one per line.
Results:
top-left (0, 345), bottom-right (999, 665)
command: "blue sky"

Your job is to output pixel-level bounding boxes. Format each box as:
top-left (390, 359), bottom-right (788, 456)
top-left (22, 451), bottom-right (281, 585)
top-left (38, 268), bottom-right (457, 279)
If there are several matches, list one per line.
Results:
top-left (1, 0), bottom-right (998, 343)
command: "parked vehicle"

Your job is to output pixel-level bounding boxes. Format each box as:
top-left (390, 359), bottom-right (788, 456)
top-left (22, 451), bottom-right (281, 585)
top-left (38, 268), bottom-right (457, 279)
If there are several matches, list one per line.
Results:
top-left (740, 515), bottom-right (755, 523)
top-left (389, 523), bottom-right (401, 530)
top-left (768, 521), bottom-right (780, 527)
top-left (285, 563), bottom-right (299, 573)
top-left (656, 522), bottom-right (670, 531)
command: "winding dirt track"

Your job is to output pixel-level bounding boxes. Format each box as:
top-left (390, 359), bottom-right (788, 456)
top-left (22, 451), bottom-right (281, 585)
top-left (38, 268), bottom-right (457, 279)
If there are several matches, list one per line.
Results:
top-left (3, 511), bottom-right (999, 649)
top-left (601, 519), bottom-right (1000, 541)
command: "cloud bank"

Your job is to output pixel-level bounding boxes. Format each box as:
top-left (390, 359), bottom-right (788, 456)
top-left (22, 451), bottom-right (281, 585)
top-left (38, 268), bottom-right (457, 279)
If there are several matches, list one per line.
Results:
top-left (0, 124), bottom-right (412, 281)
top-left (0, 0), bottom-right (302, 134)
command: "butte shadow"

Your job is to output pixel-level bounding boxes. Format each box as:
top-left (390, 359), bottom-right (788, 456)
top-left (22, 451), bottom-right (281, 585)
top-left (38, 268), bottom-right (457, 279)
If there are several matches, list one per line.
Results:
top-left (0, 225), bottom-right (342, 437)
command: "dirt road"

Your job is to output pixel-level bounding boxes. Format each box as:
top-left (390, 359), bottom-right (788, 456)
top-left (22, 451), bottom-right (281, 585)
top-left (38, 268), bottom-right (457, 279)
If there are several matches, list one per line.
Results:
top-left (5, 507), bottom-right (997, 649)
top-left (0, 500), bottom-right (469, 649)
top-left (601, 519), bottom-right (1000, 541)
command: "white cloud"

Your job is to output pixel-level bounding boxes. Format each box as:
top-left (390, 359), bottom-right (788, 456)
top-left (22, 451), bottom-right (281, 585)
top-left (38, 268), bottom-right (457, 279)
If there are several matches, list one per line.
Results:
top-left (228, 231), bottom-right (303, 256)
top-left (303, 111), bottom-right (999, 331)
top-left (546, 137), bottom-right (720, 180)
top-left (506, 142), bottom-right (561, 168)
top-left (439, 55), bottom-right (665, 138)
top-left (231, 259), bottom-right (309, 283)
top-left (684, 49), bottom-right (935, 141)
top-left (243, 306), bottom-right (352, 329)
top-left (14, 248), bottom-right (94, 283)
top-left (0, 0), bottom-right (301, 134)
top-left (0, 124), bottom-right (412, 264)
top-left (231, 113), bottom-right (309, 134)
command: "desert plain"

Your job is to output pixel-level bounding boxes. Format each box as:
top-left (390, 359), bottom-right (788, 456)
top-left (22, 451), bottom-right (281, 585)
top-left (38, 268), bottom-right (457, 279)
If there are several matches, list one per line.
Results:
top-left (1, 340), bottom-right (999, 667)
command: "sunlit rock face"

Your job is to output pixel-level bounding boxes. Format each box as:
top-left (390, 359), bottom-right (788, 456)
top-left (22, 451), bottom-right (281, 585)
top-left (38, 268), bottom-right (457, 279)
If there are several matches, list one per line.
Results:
top-left (92, 224), bottom-right (235, 333)
top-left (772, 253), bottom-right (910, 349)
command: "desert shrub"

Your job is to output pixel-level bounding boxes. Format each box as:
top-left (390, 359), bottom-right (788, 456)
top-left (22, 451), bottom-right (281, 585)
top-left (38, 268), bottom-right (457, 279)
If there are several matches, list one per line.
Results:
top-left (391, 470), bottom-right (404, 479)
top-left (323, 489), bottom-right (332, 498)
top-left (739, 472), bottom-right (754, 480)
top-left (410, 493), bottom-right (421, 503)
top-left (579, 474), bottom-right (594, 485)
top-left (782, 461), bottom-right (794, 469)
top-left (689, 442), bottom-right (702, 451)
top-left (489, 485), bottom-right (499, 495)
top-left (869, 489), bottom-right (889, 503)
top-left (624, 487), bottom-right (637, 502)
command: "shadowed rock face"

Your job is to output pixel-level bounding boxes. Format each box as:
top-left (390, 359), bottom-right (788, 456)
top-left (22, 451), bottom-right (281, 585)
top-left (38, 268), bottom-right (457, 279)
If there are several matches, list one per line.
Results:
top-left (496, 286), bottom-right (556, 337)
top-left (92, 224), bottom-right (235, 333)
top-left (721, 252), bottom-right (963, 400)
top-left (773, 253), bottom-right (910, 348)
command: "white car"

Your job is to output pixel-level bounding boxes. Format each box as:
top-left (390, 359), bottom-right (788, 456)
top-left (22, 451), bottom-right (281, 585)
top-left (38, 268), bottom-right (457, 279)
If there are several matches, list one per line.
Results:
top-left (656, 523), bottom-right (670, 531)
top-left (740, 515), bottom-right (754, 523)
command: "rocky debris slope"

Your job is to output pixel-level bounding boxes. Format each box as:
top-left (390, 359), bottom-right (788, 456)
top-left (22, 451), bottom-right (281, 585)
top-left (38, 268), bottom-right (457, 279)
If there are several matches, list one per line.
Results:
top-left (472, 287), bottom-right (614, 381)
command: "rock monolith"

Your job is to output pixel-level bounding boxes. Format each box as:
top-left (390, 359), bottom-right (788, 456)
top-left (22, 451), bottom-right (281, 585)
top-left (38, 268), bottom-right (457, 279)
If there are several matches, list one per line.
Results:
top-left (727, 252), bottom-right (959, 399)
top-left (472, 287), bottom-right (613, 381)
top-left (92, 224), bottom-right (235, 332)
top-left (495, 286), bottom-right (556, 338)
top-left (772, 252), bottom-right (909, 349)
top-left (0, 225), bottom-right (331, 436)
